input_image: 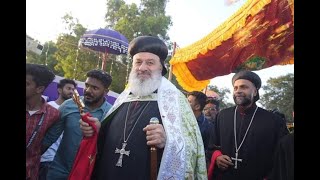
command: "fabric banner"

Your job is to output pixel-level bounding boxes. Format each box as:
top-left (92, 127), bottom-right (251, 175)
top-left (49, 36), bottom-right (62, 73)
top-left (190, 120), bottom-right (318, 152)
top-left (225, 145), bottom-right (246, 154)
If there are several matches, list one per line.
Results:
top-left (170, 0), bottom-right (294, 92)
top-left (68, 113), bottom-right (98, 180)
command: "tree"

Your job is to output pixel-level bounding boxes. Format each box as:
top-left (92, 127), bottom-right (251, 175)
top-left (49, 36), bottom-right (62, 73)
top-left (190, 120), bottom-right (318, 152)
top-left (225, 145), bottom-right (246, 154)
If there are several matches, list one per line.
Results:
top-left (105, 0), bottom-right (172, 42)
top-left (260, 73), bottom-right (294, 122)
top-left (26, 41), bottom-right (61, 75)
top-left (28, 1), bottom-right (173, 94)
top-left (101, 0), bottom-right (173, 92)
top-left (54, 14), bottom-right (94, 79)
top-left (206, 85), bottom-right (234, 110)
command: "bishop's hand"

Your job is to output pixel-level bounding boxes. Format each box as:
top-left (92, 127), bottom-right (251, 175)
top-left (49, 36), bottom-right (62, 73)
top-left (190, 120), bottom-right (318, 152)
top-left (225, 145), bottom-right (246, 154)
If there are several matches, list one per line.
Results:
top-left (143, 122), bottom-right (166, 149)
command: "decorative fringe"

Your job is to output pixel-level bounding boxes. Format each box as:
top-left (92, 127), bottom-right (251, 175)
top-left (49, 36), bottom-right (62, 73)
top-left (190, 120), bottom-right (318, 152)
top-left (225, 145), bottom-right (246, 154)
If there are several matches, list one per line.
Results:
top-left (173, 63), bottom-right (210, 92)
top-left (169, 0), bottom-right (295, 92)
top-left (170, 0), bottom-right (272, 64)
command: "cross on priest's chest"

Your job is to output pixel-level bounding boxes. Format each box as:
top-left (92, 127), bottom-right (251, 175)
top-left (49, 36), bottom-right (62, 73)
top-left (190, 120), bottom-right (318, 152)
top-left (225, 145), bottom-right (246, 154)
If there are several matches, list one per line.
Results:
top-left (115, 142), bottom-right (130, 167)
top-left (231, 152), bottom-right (242, 169)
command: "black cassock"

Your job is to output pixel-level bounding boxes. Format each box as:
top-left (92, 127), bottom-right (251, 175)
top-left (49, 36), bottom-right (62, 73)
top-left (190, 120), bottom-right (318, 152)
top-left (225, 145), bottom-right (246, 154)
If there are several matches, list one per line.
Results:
top-left (92, 101), bottom-right (163, 180)
top-left (268, 132), bottom-right (294, 180)
top-left (208, 104), bottom-right (289, 180)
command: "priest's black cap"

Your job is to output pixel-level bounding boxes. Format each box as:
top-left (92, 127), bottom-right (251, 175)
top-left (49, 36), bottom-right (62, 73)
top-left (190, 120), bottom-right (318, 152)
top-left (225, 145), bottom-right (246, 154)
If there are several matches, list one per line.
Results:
top-left (232, 70), bottom-right (261, 102)
top-left (129, 36), bottom-right (168, 76)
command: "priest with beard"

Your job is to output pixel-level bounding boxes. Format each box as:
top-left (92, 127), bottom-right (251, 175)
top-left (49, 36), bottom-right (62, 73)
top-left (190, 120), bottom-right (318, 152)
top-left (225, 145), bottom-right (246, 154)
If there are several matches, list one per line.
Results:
top-left (207, 70), bottom-right (289, 180)
top-left (80, 36), bottom-right (207, 180)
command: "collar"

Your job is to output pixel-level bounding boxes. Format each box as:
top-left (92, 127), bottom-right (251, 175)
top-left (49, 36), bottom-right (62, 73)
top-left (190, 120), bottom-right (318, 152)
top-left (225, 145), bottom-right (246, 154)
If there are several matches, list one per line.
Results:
top-left (238, 103), bottom-right (257, 116)
top-left (26, 97), bottom-right (47, 114)
top-left (124, 93), bottom-right (158, 102)
top-left (81, 96), bottom-right (110, 113)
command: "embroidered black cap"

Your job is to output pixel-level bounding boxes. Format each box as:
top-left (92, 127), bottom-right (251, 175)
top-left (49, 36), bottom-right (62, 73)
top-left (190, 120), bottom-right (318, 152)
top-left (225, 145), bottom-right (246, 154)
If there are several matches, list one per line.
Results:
top-left (128, 36), bottom-right (168, 76)
top-left (232, 70), bottom-right (261, 102)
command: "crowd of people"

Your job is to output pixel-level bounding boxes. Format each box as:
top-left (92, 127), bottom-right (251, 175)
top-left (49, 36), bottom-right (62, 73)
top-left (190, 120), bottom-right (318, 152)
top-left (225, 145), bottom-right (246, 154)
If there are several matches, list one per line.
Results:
top-left (26, 36), bottom-right (294, 180)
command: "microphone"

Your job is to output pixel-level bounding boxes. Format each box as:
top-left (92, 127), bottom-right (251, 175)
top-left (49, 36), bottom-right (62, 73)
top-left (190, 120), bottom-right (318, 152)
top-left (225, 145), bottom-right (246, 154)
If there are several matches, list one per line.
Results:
top-left (149, 117), bottom-right (159, 180)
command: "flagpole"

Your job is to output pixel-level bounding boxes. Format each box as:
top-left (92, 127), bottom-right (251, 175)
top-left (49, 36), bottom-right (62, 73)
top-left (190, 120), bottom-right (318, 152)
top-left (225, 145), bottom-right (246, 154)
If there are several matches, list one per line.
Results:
top-left (168, 42), bottom-right (176, 82)
top-left (101, 52), bottom-right (108, 71)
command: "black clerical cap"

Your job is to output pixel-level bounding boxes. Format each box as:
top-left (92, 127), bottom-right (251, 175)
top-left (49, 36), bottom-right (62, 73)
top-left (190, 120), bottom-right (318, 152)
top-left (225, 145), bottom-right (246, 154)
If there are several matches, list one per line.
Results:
top-left (129, 36), bottom-right (168, 76)
top-left (232, 70), bottom-right (261, 102)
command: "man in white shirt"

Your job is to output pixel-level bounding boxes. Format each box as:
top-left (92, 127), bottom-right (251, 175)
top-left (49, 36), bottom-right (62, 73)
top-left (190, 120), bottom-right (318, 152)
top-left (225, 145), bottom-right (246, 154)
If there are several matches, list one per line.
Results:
top-left (39, 78), bottom-right (77, 180)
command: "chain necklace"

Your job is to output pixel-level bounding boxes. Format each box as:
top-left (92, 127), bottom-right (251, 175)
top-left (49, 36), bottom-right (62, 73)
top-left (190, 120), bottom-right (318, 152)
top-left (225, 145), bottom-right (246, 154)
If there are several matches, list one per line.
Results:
top-left (232, 105), bottom-right (258, 169)
top-left (115, 101), bottom-right (151, 167)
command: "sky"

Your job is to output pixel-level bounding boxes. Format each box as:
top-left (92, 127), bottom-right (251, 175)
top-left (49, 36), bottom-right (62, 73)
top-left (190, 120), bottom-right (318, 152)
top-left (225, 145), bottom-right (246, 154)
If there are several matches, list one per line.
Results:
top-left (26, 0), bottom-right (294, 103)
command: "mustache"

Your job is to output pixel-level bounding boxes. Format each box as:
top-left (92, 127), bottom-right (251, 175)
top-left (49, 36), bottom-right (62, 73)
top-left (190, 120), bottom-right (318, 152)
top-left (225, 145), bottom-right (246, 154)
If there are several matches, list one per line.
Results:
top-left (84, 92), bottom-right (93, 98)
top-left (138, 70), bottom-right (150, 74)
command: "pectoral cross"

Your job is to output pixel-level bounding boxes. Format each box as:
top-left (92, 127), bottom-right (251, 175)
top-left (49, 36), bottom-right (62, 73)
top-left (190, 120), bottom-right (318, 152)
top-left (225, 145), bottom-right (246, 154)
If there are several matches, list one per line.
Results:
top-left (115, 142), bottom-right (130, 167)
top-left (231, 152), bottom-right (242, 169)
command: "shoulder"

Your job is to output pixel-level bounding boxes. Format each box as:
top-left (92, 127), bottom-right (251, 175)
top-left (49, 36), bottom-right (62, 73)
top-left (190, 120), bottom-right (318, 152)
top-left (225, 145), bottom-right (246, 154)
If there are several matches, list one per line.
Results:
top-left (47, 101), bottom-right (55, 105)
top-left (257, 107), bottom-right (281, 121)
top-left (47, 101), bottom-right (59, 109)
top-left (257, 107), bottom-right (289, 134)
top-left (218, 106), bottom-right (236, 115)
top-left (58, 99), bottom-right (79, 115)
top-left (60, 98), bottom-right (77, 109)
top-left (45, 103), bottom-right (59, 115)
top-left (257, 107), bottom-right (284, 121)
top-left (215, 106), bottom-right (236, 125)
top-left (44, 103), bottom-right (60, 123)
top-left (257, 107), bottom-right (275, 116)
top-left (103, 101), bottom-right (113, 112)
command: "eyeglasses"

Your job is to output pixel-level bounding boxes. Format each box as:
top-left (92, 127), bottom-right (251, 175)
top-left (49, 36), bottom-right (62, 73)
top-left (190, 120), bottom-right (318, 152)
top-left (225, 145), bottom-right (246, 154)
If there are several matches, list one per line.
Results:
top-left (203, 108), bottom-right (217, 111)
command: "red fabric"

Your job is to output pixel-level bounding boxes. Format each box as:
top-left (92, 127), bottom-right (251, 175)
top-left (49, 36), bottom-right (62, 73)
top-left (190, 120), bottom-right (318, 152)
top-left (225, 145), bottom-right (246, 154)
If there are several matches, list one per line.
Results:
top-left (208, 150), bottom-right (222, 180)
top-left (68, 112), bottom-right (98, 180)
top-left (186, 0), bottom-right (294, 81)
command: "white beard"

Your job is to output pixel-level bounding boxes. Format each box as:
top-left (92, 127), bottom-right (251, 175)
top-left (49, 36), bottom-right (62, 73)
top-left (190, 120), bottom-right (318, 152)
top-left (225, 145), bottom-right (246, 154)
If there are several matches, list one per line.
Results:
top-left (128, 69), bottom-right (162, 97)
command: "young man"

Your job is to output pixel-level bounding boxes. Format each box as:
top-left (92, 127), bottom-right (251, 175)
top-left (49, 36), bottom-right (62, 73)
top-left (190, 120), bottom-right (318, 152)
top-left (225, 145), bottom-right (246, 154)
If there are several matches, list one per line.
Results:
top-left (26, 63), bottom-right (59, 180)
top-left (203, 97), bottom-right (220, 123)
top-left (80, 36), bottom-right (207, 179)
top-left (207, 70), bottom-right (289, 180)
top-left (39, 78), bottom-right (77, 180)
top-left (43, 70), bottom-right (113, 180)
top-left (187, 91), bottom-right (215, 168)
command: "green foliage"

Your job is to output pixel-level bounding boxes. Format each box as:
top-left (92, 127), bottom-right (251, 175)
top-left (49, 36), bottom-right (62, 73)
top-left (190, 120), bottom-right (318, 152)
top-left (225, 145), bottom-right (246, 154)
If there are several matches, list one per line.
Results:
top-left (107, 58), bottom-right (129, 93)
top-left (207, 85), bottom-right (234, 110)
top-left (26, 41), bottom-right (60, 75)
top-left (28, 1), bottom-right (173, 94)
top-left (105, 0), bottom-right (172, 41)
top-left (260, 73), bottom-right (294, 122)
top-left (53, 14), bottom-right (91, 79)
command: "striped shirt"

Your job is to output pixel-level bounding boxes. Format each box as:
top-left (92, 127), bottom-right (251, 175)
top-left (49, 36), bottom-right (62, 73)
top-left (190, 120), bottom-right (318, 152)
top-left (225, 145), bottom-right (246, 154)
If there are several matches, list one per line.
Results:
top-left (26, 98), bottom-right (60, 180)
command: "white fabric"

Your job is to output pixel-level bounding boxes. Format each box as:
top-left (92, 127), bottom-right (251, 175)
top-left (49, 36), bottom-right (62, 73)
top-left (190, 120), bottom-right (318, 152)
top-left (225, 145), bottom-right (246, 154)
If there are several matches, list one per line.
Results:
top-left (47, 101), bottom-right (59, 109)
top-left (104, 77), bottom-right (207, 179)
top-left (40, 101), bottom-right (63, 162)
top-left (28, 110), bottom-right (39, 116)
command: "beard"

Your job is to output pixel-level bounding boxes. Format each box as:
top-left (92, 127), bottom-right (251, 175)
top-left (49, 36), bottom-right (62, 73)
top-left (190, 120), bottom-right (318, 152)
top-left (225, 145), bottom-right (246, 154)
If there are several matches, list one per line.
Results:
top-left (233, 93), bottom-right (253, 107)
top-left (128, 69), bottom-right (162, 97)
top-left (61, 92), bottom-right (73, 101)
top-left (83, 92), bottom-right (104, 106)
